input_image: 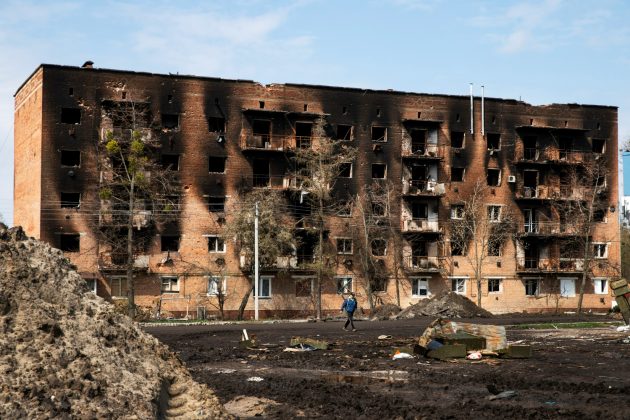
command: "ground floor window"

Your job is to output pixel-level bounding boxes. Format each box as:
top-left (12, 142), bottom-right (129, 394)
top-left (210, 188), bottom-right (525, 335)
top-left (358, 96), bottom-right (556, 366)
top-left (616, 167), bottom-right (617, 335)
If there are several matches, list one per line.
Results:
top-left (559, 277), bottom-right (576, 298)
top-left (85, 278), bottom-right (97, 294)
top-left (109, 276), bottom-right (127, 298)
top-left (258, 276), bottom-right (272, 298)
top-left (161, 276), bottom-right (179, 293)
top-left (451, 278), bottom-right (466, 294)
top-left (593, 278), bottom-right (608, 295)
top-left (207, 276), bottom-right (226, 296)
top-left (487, 278), bottom-right (502, 293)
top-left (525, 278), bottom-right (539, 296)
top-left (295, 277), bottom-right (313, 297)
top-left (412, 278), bottom-right (429, 297)
top-left (336, 277), bottom-right (353, 294)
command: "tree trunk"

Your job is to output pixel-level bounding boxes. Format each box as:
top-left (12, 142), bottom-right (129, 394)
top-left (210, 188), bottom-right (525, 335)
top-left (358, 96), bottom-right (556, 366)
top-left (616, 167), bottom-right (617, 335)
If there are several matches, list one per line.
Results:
top-left (315, 195), bottom-right (324, 320)
top-left (127, 175), bottom-right (136, 318)
top-left (237, 282), bottom-right (254, 321)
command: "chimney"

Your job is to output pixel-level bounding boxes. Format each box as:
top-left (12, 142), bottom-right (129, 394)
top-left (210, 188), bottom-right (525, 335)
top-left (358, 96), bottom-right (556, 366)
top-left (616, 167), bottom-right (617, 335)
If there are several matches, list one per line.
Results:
top-left (81, 61), bottom-right (94, 69)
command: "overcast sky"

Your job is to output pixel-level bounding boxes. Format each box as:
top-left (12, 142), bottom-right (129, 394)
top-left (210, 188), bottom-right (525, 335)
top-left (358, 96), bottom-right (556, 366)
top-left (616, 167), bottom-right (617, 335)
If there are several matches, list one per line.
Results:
top-left (1, 0), bottom-right (629, 225)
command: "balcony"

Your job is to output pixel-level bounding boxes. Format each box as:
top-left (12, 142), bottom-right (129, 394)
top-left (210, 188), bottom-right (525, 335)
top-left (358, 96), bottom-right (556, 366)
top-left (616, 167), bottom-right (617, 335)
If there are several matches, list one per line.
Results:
top-left (516, 148), bottom-right (591, 165)
top-left (402, 218), bottom-right (441, 233)
top-left (403, 256), bottom-right (441, 272)
top-left (402, 180), bottom-right (445, 197)
top-left (401, 144), bottom-right (444, 160)
top-left (242, 134), bottom-right (294, 151)
top-left (517, 258), bottom-right (584, 273)
top-left (518, 221), bottom-right (579, 236)
top-left (515, 185), bottom-right (588, 201)
top-left (242, 175), bottom-right (295, 190)
top-left (240, 254), bottom-right (315, 271)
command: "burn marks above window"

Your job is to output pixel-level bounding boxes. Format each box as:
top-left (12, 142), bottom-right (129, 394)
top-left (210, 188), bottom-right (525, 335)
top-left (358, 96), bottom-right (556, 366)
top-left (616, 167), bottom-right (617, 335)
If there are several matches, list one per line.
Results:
top-left (487, 133), bottom-right (500, 150)
top-left (451, 131), bottom-right (464, 148)
top-left (59, 233), bottom-right (80, 252)
top-left (61, 108), bottom-right (81, 124)
top-left (371, 126), bottom-right (387, 142)
top-left (160, 235), bottom-right (180, 252)
top-left (161, 113), bottom-right (180, 130)
top-left (61, 150), bottom-right (81, 167)
top-left (336, 124), bottom-right (353, 141)
top-left (60, 192), bottom-right (81, 208)
top-left (208, 117), bottom-right (226, 133)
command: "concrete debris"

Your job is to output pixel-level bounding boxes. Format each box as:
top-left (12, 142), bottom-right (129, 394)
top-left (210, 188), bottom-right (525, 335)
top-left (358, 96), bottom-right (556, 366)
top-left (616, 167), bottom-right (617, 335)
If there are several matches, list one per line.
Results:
top-left (488, 390), bottom-right (518, 401)
top-left (616, 325), bottom-right (630, 332)
top-left (223, 396), bottom-right (278, 418)
top-left (378, 335), bottom-right (393, 340)
top-left (370, 304), bottom-right (402, 320)
top-left (395, 291), bottom-right (494, 319)
top-left (246, 377), bottom-right (264, 382)
top-left (0, 224), bottom-right (230, 419)
top-left (466, 351), bottom-right (483, 360)
top-left (290, 337), bottom-right (329, 350)
top-left (419, 319), bottom-right (507, 351)
top-left (392, 351), bottom-right (414, 360)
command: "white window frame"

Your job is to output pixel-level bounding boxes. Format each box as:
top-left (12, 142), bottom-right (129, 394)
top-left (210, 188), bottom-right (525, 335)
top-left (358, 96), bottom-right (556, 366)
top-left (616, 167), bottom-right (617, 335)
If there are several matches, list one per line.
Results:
top-left (109, 275), bottom-right (127, 298)
top-left (593, 277), bottom-right (608, 295)
top-left (336, 238), bottom-right (353, 255)
top-left (205, 235), bottom-right (226, 253)
top-left (559, 277), bottom-right (577, 298)
top-left (411, 277), bottom-right (430, 298)
top-left (258, 275), bottom-right (272, 298)
top-left (524, 277), bottom-right (540, 296)
top-left (336, 276), bottom-right (353, 294)
top-left (338, 162), bottom-right (353, 178)
top-left (487, 277), bottom-right (503, 294)
top-left (207, 275), bottom-right (226, 296)
top-left (487, 205), bottom-right (502, 222)
top-left (450, 277), bottom-right (467, 294)
top-left (593, 242), bottom-right (608, 259)
top-left (451, 205), bottom-right (464, 220)
top-left (161, 276), bottom-right (180, 293)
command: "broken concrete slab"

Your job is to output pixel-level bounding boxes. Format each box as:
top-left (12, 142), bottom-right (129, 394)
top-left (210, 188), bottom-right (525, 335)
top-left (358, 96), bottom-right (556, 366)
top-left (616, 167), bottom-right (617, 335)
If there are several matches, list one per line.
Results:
top-left (290, 337), bottom-right (329, 350)
top-left (503, 345), bottom-right (532, 359)
top-left (418, 319), bottom-right (507, 351)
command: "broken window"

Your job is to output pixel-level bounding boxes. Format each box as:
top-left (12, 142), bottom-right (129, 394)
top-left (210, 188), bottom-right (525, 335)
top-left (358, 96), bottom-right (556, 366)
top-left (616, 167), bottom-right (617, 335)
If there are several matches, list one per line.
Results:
top-left (84, 278), bottom-right (97, 294)
top-left (336, 277), bottom-right (352, 294)
top-left (451, 278), bottom-right (466, 294)
top-left (488, 239), bottom-right (502, 256)
top-left (372, 163), bottom-right (387, 179)
top-left (372, 202), bottom-right (386, 217)
top-left (161, 276), bottom-right (179, 293)
top-left (451, 237), bottom-right (464, 256)
top-left (61, 107), bottom-right (81, 124)
top-left (161, 113), bottom-right (179, 129)
top-left (336, 201), bottom-right (353, 217)
top-left (593, 208), bottom-right (606, 222)
top-left (109, 276), bottom-right (128, 298)
top-left (337, 124), bottom-right (353, 141)
top-left (412, 278), bottom-right (429, 297)
top-left (488, 205), bottom-right (502, 222)
top-left (295, 122), bottom-right (312, 148)
top-left (372, 275), bottom-right (387, 292)
top-left (592, 138), bottom-right (606, 154)
top-left (208, 156), bottom-right (226, 173)
top-left (208, 196), bottom-right (225, 212)
top-left (450, 205), bottom-right (464, 220)
top-left (487, 168), bottom-right (501, 186)
top-left (60, 192), bottom-right (81, 208)
top-left (253, 158), bottom-right (270, 187)
top-left (559, 137), bottom-right (573, 159)
top-left (161, 154), bottom-right (180, 171)
top-left (371, 126), bottom-right (387, 142)
top-left (593, 278), bottom-right (608, 295)
top-left (208, 117), bottom-right (226, 133)
top-left (410, 129), bottom-right (426, 154)
top-left (258, 276), bottom-right (272, 298)
top-left (207, 276), bottom-right (224, 296)
top-left (295, 278), bottom-right (312, 297)
top-left (336, 238), bottom-right (353, 254)
top-left (488, 278), bottom-right (502, 293)
top-left (207, 236), bottom-right (226, 253)
top-left (523, 136), bottom-right (538, 159)
top-left (61, 150), bottom-right (81, 167)
top-left (451, 131), bottom-right (464, 148)
top-left (412, 202), bottom-right (428, 219)
top-left (593, 243), bottom-right (608, 259)
top-left (371, 239), bottom-right (387, 256)
top-left (59, 233), bottom-right (80, 252)
top-left (102, 101), bottom-right (151, 129)
top-left (451, 167), bottom-right (465, 182)
top-left (338, 163), bottom-right (352, 178)
top-left (252, 119), bottom-right (271, 144)
top-left (487, 133), bottom-right (500, 150)
top-left (525, 279), bottom-right (539, 296)
top-left (160, 235), bottom-right (180, 252)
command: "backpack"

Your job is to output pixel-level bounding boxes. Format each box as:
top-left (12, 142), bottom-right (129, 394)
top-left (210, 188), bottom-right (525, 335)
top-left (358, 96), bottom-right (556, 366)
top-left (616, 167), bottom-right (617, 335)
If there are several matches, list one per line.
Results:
top-left (345, 297), bottom-right (357, 313)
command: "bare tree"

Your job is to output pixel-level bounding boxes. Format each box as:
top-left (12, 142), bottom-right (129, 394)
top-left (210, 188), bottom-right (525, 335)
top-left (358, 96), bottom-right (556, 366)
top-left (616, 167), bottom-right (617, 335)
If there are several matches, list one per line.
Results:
top-left (224, 189), bottom-right (296, 320)
top-left (291, 126), bottom-right (357, 319)
top-left (96, 100), bottom-right (179, 317)
top-left (449, 180), bottom-right (515, 307)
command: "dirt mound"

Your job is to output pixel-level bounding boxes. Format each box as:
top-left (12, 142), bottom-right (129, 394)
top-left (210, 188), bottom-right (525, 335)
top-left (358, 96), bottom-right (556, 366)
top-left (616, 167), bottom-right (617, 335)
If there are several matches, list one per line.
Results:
top-left (396, 291), bottom-right (493, 319)
top-left (370, 303), bottom-right (401, 320)
top-left (0, 224), bottom-right (230, 419)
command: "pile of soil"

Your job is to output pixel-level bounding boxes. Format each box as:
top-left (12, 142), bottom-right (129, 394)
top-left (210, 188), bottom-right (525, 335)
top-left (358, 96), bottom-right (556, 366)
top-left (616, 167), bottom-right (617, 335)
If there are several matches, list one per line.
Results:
top-left (370, 303), bottom-right (401, 320)
top-left (0, 225), bottom-right (230, 419)
top-left (396, 291), bottom-right (494, 319)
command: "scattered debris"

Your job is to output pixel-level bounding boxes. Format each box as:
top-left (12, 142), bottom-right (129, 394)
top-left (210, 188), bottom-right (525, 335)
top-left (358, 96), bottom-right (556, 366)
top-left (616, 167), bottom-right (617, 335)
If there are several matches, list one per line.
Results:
top-left (240, 329), bottom-right (257, 348)
top-left (246, 376), bottom-right (264, 382)
top-left (378, 334), bottom-right (392, 340)
top-left (370, 304), bottom-right (402, 320)
top-left (466, 351), bottom-right (482, 360)
top-left (217, 369), bottom-right (237, 374)
top-left (290, 337), bottom-right (329, 350)
top-left (396, 291), bottom-right (493, 319)
top-left (488, 390), bottom-right (518, 401)
top-left (418, 319), bottom-right (507, 352)
top-left (392, 351), bottom-right (414, 360)
top-left (224, 396), bottom-right (278, 418)
top-left (283, 344), bottom-right (317, 352)
top-left (616, 325), bottom-right (630, 332)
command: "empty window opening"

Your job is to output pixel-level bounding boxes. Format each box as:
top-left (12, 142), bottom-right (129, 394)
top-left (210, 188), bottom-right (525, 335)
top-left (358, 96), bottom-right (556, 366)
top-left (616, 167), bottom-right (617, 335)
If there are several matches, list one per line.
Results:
top-left (208, 196), bottom-right (225, 212)
top-left (564, 120), bottom-right (568, 128)
top-left (161, 113), bottom-right (179, 129)
top-left (68, 87), bottom-right (74, 96)
top-left (492, 115), bottom-right (497, 124)
top-left (597, 122), bottom-right (601, 130)
top-left (456, 113), bottom-right (461, 122)
top-left (161, 154), bottom-right (180, 171)
top-left (122, 91), bottom-right (127, 99)
top-left (161, 276), bottom-right (179, 293)
top-left (372, 202), bottom-right (386, 217)
top-left (336, 238), bottom-right (353, 254)
top-left (372, 275), bottom-right (387, 292)
top-left (451, 167), bottom-right (465, 182)
top-left (451, 131), bottom-right (464, 148)
top-left (60, 192), bottom-right (81, 208)
top-left (412, 278), bottom-right (429, 297)
top-left (371, 126), bottom-right (387, 142)
top-left (376, 108), bottom-right (381, 117)
top-left (411, 241), bottom-right (429, 268)
top-left (208, 117), bottom-right (226, 133)
top-left (451, 238), bottom-right (464, 256)
top-left (337, 201), bottom-right (353, 217)
top-left (303, 104), bottom-right (308, 111)
top-left (593, 208), bottom-right (606, 222)
top-left (488, 205), bottom-right (502, 222)
top-left (410, 129), bottom-right (427, 154)
top-left (487, 133), bottom-right (500, 150)
top-left (558, 137), bottom-right (573, 159)
top-left (592, 138), bottom-right (606, 153)
top-left (338, 163), bottom-right (352, 178)
top-left (342, 106), bottom-right (348, 115)
top-left (523, 136), bottom-right (538, 159)
top-left (252, 119), bottom-right (271, 143)
top-left (525, 279), bottom-right (539, 296)
top-left (259, 101), bottom-right (265, 109)
top-left (209, 156), bottom-right (226, 173)
top-left (207, 236), bottom-right (226, 253)
top-left (523, 170), bottom-right (538, 195)
top-left (487, 168), bottom-right (501, 186)
top-left (372, 163), bottom-right (387, 179)
top-left (529, 118), bottom-right (534, 125)
top-left (371, 239), bottom-right (387, 256)
top-left (412, 202), bottom-right (428, 219)
top-left (450, 205), bottom-right (464, 219)
top-left (524, 245), bottom-right (539, 269)
top-left (61, 150), bottom-right (81, 167)
top-left (59, 234), bottom-right (80, 252)
top-left (451, 278), bottom-right (466, 294)
top-left (61, 108), bottom-right (81, 124)
top-left (295, 122), bottom-right (312, 148)
top-left (488, 239), bottom-right (501, 256)
top-left (488, 278), bottom-right (502, 293)
top-left (337, 277), bottom-right (352, 294)
top-left (253, 158), bottom-right (270, 187)
top-left (411, 164), bottom-right (427, 181)
top-left (295, 278), bottom-right (312, 297)
top-left (161, 235), bottom-right (180, 252)
top-left (337, 124), bottom-right (353, 140)
top-left (167, 94), bottom-right (173, 103)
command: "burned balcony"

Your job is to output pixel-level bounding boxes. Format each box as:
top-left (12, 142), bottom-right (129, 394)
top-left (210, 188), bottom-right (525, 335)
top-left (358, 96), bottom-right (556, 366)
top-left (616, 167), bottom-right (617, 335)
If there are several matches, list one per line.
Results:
top-left (518, 221), bottom-right (579, 236)
top-left (401, 201), bottom-right (441, 233)
top-left (403, 256), bottom-right (441, 272)
top-left (515, 185), bottom-right (588, 201)
top-left (516, 258), bottom-right (585, 273)
top-left (401, 119), bottom-right (443, 160)
top-left (402, 162), bottom-right (443, 196)
top-left (402, 180), bottom-right (445, 197)
top-left (242, 174), bottom-right (295, 190)
top-left (402, 218), bottom-right (441, 233)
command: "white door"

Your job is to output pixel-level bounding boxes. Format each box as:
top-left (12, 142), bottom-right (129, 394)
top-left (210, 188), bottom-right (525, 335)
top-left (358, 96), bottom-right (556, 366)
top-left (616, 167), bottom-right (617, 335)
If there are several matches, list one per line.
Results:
top-left (560, 278), bottom-right (576, 297)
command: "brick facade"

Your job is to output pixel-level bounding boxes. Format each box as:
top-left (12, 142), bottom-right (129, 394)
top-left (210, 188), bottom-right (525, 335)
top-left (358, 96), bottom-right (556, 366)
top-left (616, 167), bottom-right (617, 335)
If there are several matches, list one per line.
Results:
top-left (14, 64), bottom-right (620, 319)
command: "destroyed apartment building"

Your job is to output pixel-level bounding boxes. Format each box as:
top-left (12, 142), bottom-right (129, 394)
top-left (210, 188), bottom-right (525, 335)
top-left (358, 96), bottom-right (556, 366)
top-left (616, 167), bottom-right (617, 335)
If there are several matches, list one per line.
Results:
top-left (13, 63), bottom-right (621, 318)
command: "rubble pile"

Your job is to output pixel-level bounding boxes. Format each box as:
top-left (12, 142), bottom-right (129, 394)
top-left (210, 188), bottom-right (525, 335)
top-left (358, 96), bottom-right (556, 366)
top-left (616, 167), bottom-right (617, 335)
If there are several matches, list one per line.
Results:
top-left (370, 303), bottom-right (402, 320)
top-left (0, 224), bottom-right (230, 419)
top-left (396, 291), bottom-right (494, 319)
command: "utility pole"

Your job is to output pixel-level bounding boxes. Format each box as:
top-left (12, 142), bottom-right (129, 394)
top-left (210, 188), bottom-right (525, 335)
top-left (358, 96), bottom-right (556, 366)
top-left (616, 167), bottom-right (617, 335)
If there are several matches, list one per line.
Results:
top-left (254, 201), bottom-right (259, 321)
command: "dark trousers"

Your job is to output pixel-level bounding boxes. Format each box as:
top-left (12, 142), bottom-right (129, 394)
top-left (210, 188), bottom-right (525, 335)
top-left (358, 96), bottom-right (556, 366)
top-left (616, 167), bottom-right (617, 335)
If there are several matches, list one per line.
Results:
top-left (344, 311), bottom-right (355, 330)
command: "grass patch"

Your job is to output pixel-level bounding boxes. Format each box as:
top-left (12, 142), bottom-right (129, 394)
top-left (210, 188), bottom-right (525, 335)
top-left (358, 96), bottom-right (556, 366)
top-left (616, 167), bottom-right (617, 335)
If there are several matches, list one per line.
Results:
top-left (511, 321), bottom-right (622, 330)
top-left (143, 319), bottom-right (210, 324)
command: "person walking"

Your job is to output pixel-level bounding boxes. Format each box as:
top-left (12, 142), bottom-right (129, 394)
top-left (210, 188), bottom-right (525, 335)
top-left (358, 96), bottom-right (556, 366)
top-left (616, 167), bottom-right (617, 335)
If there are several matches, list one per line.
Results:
top-left (341, 292), bottom-right (358, 331)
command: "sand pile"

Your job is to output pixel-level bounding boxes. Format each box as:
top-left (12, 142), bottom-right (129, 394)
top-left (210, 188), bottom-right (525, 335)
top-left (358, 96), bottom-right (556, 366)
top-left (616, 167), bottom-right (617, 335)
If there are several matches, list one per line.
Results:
top-left (396, 291), bottom-right (494, 319)
top-left (0, 224), bottom-right (230, 419)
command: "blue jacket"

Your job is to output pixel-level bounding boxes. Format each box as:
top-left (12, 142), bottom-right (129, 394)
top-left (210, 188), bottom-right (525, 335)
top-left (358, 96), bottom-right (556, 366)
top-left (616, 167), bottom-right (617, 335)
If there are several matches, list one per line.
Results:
top-left (341, 297), bottom-right (357, 313)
